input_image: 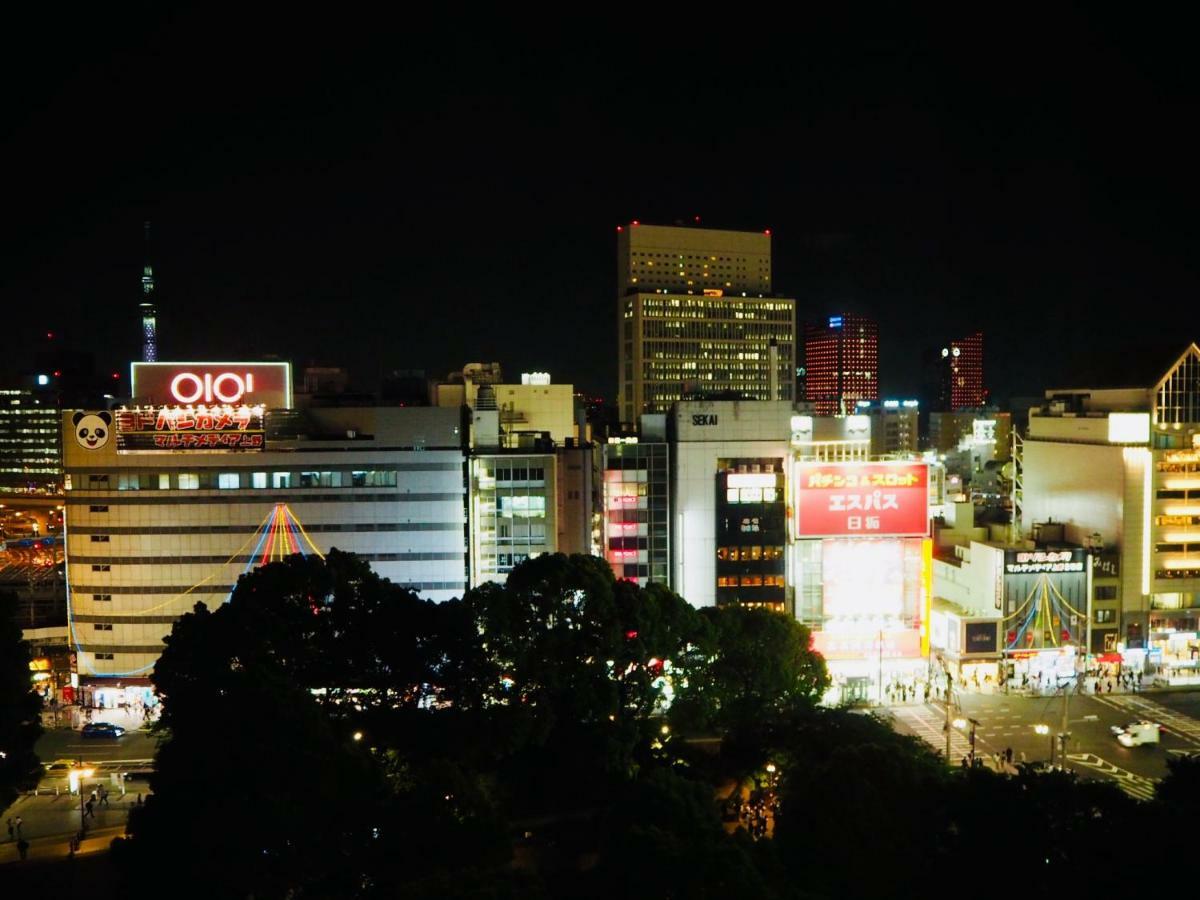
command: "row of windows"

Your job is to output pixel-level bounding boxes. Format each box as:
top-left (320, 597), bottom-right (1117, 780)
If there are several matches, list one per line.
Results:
top-left (484, 466), bottom-right (546, 482)
top-left (1095, 609), bottom-right (1116, 623)
top-left (716, 546), bottom-right (785, 561)
top-left (724, 487), bottom-right (780, 504)
top-left (84, 470), bottom-right (401, 491)
top-left (1095, 585), bottom-right (1118, 601)
top-left (717, 575), bottom-right (786, 588)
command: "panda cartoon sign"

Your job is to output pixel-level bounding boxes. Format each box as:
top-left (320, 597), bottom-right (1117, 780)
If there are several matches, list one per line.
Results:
top-left (73, 411), bottom-right (112, 450)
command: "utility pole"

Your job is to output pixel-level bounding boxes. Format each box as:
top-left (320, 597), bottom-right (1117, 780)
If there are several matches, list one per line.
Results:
top-left (944, 669), bottom-right (953, 764)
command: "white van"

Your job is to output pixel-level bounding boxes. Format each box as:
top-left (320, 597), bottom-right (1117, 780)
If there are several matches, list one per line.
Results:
top-left (1111, 721), bottom-right (1161, 747)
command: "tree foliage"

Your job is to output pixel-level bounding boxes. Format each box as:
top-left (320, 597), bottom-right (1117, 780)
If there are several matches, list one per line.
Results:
top-left (112, 550), bottom-right (1177, 900)
top-left (0, 590), bottom-right (42, 810)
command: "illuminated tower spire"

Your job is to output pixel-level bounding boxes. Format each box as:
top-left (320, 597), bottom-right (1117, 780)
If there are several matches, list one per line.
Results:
top-left (139, 220), bottom-right (158, 362)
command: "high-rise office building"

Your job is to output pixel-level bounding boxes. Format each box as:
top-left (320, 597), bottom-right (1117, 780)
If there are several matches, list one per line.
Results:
top-left (616, 223), bottom-right (796, 424)
top-left (803, 314), bottom-right (879, 416)
top-left (941, 331), bottom-right (984, 410)
top-left (0, 386), bottom-right (62, 495)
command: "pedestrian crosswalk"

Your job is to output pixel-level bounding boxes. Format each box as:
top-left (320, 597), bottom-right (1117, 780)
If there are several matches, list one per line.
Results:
top-left (1090, 695), bottom-right (1200, 746)
top-left (893, 705), bottom-right (974, 761)
top-left (1066, 752), bottom-right (1158, 801)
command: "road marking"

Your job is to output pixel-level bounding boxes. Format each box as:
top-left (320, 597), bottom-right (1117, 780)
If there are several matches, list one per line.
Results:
top-left (1090, 695), bottom-right (1200, 746)
top-left (1065, 752), bottom-right (1157, 801)
top-left (894, 705), bottom-right (975, 761)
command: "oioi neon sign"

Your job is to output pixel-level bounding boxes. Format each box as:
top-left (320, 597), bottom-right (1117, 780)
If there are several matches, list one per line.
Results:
top-left (169, 370), bottom-right (257, 404)
top-left (131, 362), bottom-right (293, 409)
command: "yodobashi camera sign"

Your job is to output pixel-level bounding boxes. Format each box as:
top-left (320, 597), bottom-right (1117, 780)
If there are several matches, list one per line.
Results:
top-left (131, 362), bottom-right (292, 409)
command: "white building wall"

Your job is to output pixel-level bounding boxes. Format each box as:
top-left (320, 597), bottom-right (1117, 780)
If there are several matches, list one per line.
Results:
top-left (64, 413), bottom-right (467, 677)
top-left (1024, 441), bottom-right (1126, 548)
top-left (673, 438), bottom-right (792, 608)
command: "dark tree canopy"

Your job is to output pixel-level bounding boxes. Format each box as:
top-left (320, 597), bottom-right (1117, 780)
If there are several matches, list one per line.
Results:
top-left (106, 550), bottom-right (1181, 900)
top-left (0, 590), bottom-right (42, 809)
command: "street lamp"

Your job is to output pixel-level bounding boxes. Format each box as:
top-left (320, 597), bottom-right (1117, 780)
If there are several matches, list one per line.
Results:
top-left (953, 717), bottom-right (979, 766)
top-left (1034, 723), bottom-right (1052, 766)
top-left (71, 763), bottom-right (94, 834)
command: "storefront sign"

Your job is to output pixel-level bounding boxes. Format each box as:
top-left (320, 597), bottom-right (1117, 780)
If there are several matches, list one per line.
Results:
top-left (795, 462), bottom-right (929, 537)
top-left (1004, 549), bottom-right (1086, 574)
top-left (964, 621), bottom-right (998, 654)
top-left (115, 405), bottom-right (265, 452)
top-left (811, 629), bottom-right (922, 661)
top-left (1092, 553), bottom-right (1119, 578)
top-left (131, 362), bottom-right (292, 409)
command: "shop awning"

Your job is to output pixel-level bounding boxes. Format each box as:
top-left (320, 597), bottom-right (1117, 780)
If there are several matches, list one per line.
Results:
top-left (1096, 652), bottom-right (1123, 663)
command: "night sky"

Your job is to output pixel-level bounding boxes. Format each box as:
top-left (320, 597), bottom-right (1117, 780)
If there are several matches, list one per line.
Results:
top-left (4, 9), bottom-right (1197, 405)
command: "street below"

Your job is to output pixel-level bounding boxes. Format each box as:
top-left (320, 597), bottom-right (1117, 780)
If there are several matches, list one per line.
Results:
top-left (891, 688), bottom-right (1200, 800)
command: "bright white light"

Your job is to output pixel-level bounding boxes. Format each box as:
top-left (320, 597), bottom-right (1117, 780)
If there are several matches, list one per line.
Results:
top-left (36, 374), bottom-right (49, 386)
top-left (727, 473), bottom-right (777, 489)
top-left (822, 539), bottom-right (904, 622)
top-left (1109, 413), bottom-right (1150, 444)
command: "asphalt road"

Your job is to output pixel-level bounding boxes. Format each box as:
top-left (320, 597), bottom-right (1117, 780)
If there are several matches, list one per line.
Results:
top-left (36, 727), bottom-right (158, 767)
top-left (890, 689), bottom-right (1200, 800)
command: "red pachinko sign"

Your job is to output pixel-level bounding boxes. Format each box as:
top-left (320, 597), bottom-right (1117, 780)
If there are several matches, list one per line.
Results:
top-left (795, 461), bottom-right (929, 537)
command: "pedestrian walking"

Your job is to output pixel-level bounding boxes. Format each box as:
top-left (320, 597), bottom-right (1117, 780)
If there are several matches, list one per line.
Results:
top-left (14, 816), bottom-right (22, 837)
top-left (1005, 747), bottom-right (1013, 764)
top-left (1019, 751), bottom-right (1027, 764)
top-left (99, 787), bottom-right (109, 808)
top-left (1108, 680), bottom-right (1115, 693)
top-left (16, 838), bottom-right (28, 861)
top-left (84, 799), bottom-right (94, 819)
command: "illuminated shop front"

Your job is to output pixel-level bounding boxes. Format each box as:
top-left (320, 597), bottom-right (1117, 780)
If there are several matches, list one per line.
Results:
top-left (1147, 613), bottom-right (1200, 684)
top-left (1000, 549), bottom-right (1090, 686)
top-left (793, 460), bottom-right (933, 703)
top-left (929, 606), bottom-right (1001, 689)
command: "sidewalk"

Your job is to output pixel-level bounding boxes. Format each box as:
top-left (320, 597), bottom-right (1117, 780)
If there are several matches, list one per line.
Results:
top-left (0, 824), bottom-right (124, 866)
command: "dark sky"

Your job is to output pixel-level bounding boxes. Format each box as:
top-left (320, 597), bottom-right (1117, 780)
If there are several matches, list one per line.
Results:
top-left (4, 9), bottom-right (1198, 404)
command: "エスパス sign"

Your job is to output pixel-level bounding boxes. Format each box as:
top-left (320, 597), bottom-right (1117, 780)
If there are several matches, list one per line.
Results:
top-left (795, 461), bottom-right (929, 537)
top-left (131, 362), bottom-right (292, 408)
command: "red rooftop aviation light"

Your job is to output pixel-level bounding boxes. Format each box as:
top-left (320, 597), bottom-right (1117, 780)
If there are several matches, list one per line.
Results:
top-left (764, 228), bottom-right (772, 235)
top-left (631, 220), bottom-right (639, 226)
top-left (616, 225), bottom-right (623, 232)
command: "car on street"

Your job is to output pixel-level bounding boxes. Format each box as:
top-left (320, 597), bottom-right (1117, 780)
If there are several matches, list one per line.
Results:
top-left (81, 722), bottom-right (125, 739)
top-left (44, 758), bottom-right (81, 773)
top-left (1110, 720), bottom-right (1161, 747)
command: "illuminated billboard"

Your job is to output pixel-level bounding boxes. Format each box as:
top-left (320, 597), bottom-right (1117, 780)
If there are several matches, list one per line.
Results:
top-left (131, 362), bottom-right (292, 409)
top-left (115, 405), bottom-right (265, 452)
top-left (795, 461), bottom-right (929, 537)
top-left (822, 539), bottom-right (904, 619)
top-left (811, 629), bottom-right (921, 661)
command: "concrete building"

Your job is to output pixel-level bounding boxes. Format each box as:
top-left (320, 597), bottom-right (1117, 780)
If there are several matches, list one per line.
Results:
top-left (434, 364), bottom-right (579, 448)
top-left (1022, 343), bottom-right (1200, 681)
top-left (616, 223), bottom-right (796, 423)
top-left (669, 400), bottom-right (798, 611)
top-left (863, 400), bottom-right (920, 457)
top-left (62, 366), bottom-right (469, 691)
top-left (0, 386), bottom-right (62, 496)
top-left (803, 314), bottom-right (879, 416)
top-left (601, 415), bottom-right (669, 586)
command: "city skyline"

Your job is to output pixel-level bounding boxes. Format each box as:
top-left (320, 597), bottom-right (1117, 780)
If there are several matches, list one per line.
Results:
top-left (4, 11), bottom-right (1198, 407)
